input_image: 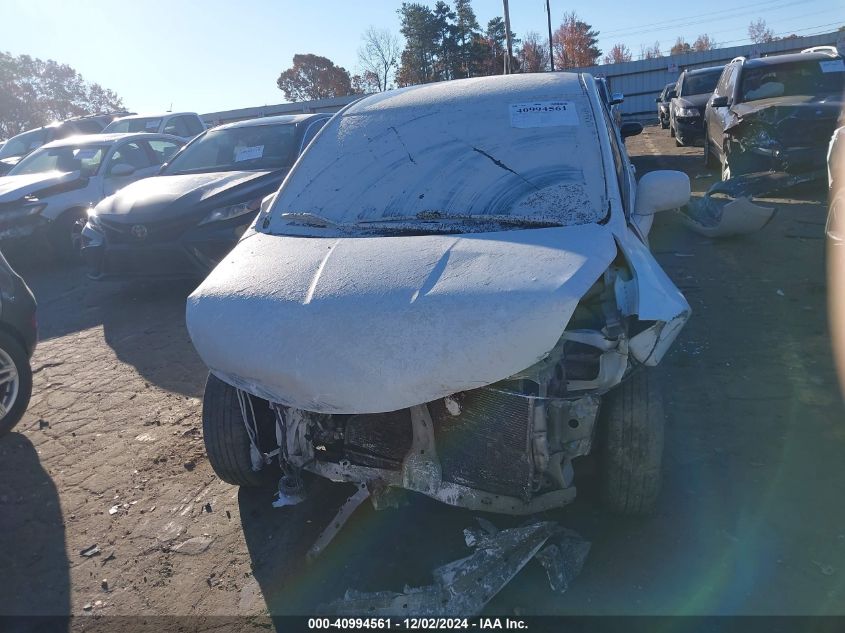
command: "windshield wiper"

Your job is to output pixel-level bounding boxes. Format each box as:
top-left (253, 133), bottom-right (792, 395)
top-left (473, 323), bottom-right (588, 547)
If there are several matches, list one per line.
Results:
top-left (279, 212), bottom-right (338, 227)
top-left (356, 212), bottom-right (562, 228)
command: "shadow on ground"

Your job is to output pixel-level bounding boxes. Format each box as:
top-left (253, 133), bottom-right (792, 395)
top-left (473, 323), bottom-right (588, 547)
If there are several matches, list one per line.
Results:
top-left (0, 433), bottom-right (69, 625)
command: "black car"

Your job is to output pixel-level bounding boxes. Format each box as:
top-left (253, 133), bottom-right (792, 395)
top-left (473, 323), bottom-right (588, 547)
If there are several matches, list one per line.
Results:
top-left (704, 49), bottom-right (845, 180)
top-left (82, 113), bottom-right (331, 280)
top-left (669, 65), bottom-right (724, 146)
top-left (0, 112), bottom-right (131, 176)
top-left (0, 249), bottom-right (36, 437)
top-left (656, 82), bottom-right (676, 129)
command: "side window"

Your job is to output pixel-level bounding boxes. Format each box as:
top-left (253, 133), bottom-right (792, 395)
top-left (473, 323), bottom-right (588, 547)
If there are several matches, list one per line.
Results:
top-left (726, 64), bottom-right (741, 102)
top-left (108, 141), bottom-right (152, 174)
top-left (184, 116), bottom-right (205, 137)
top-left (600, 103), bottom-right (631, 214)
top-left (145, 139), bottom-right (182, 165)
top-left (299, 119), bottom-right (328, 152)
top-left (714, 67), bottom-right (730, 97)
top-left (163, 116), bottom-right (190, 138)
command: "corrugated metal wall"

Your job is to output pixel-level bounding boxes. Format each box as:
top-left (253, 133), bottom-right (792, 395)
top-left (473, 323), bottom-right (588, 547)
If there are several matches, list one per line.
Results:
top-left (572, 30), bottom-right (843, 122)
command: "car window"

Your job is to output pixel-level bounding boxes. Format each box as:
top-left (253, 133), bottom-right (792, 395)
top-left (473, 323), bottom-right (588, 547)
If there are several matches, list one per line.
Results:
top-left (300, 118), bottom-right (328, 150)
top-left (163, 116), bottom-right (191, 138)
top-left (10, 144), bottom-right (108, 177)
top-left (108, 141), bottom-right (152, 174)
top-left (740, 59), bottom-right (845, 102)
top-left (145, 139), bottom-right (182, 165)
top-left (183, 116), bottom-right (205, 137)
top-left (679, 69), bottom-right (722, 96)
top-left (0, 128), bottom-right (47, 159)
top-left (714, 66), bottom-right (731, 98)
top-left (600, 103), bottom-right (630, 214)
top-left (106, 117), bottom-right (162, 133)
top-left (162, 123), bottom-right (299, 174)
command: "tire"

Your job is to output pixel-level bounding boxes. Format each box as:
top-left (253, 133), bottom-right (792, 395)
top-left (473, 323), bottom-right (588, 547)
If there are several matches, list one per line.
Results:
top-left (48, 208), bottom-right (87, 262)
top-left (675, 135), bottom-right (683, 147)
top-left (704, 133), bottom-right (716, 168)
top-left (661, 119), bottom-right (669, 130)
top-left (669, 125), bottom-right (675, 138)
top-left (0, 331), bottom-right (33, 438)
top-left (598, 370), bottom-right (664, 515)
top-left (202, 373), bottom-right (279, 487)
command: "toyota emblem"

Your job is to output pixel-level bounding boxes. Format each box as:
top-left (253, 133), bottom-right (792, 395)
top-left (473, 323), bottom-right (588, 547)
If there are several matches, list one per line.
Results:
top-left (131, 225), bottom-right (148, 239)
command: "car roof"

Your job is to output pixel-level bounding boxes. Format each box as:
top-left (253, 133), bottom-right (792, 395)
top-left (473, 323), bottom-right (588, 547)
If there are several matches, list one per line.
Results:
top-left (214, 113), bottom-right (332, 131)
top-left (39, 132), bottom-right (183, 149)
top-left (746, 51), bottom-right (843, 67)
top-left (109, 112), bottom-right (197, 121)
top-left (683, 65), bottom-right (725, 76)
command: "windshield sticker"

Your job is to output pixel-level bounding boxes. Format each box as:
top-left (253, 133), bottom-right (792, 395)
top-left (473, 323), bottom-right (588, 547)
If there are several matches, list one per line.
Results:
top-left (235, 145), bottom-right (264, 162)
top-left (145, 119), bottom-right (161, 130)
top-left (73, 149), bottom-right (98, 160)
top-left (510, 101), bottom-right (579, 128)
top-left (820, 59), bottom-right (845, 73)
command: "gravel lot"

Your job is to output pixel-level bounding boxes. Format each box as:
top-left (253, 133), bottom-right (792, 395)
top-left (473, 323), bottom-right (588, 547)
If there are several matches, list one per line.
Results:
top-left (2, 123), bottom-right (843, 620)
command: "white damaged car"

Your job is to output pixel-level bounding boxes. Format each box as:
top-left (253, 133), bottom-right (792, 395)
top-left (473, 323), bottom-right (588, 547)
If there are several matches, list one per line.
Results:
top-left (187, 73), bottom-right (691, 515)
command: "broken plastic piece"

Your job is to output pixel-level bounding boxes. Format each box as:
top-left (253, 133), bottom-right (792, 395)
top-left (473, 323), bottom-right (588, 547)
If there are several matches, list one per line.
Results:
top-left (272, 475), bottom-right (306, 508)
top-left (320, 521), bottom-right (588, 616)
top-left (534, 528), bottom-right (591, 594)
top-left (307, 483), bottom-right (370, 561)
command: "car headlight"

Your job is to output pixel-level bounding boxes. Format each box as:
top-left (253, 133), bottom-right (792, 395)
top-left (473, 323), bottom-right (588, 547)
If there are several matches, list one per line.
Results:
top-left (1, 200), bottom-right (46, 220)
top-left (86, 208), bottom-right (102, 228)
top-left (199, 198), bottom-right (262, 225)
top-left (675, 106), bottom-right (699, 118)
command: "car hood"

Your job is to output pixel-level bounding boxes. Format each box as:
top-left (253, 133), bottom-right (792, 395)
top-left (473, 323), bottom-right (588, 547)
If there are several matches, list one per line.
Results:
top-left (95, 170), bottom-right (281, 222)
top-left (187, 224), bottom-right (618, 414)
top-left (0, 171), bottom-right (80, 203)
top-left (730, 94), bottom-right (843, 121)
top-left (677, 93), bottom-right (711, 109)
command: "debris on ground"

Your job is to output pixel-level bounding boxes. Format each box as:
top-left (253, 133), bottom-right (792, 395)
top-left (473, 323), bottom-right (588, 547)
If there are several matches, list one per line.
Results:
top-left (320, 520), bottom-right (589, 616)
top-left (79, 545), bottom-right (100, 558)
top-left (108, 505), bottom-right (120, 515)
top-left (272, 475), bottom-right (307, 508)
top-left (680, 170), bottom-right (823, 238)
top-left (172, 536), bottom-right (214, 555)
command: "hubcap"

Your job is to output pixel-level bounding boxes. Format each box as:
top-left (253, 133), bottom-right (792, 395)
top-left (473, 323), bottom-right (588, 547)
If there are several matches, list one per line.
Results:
top-left (0, 348), bottom-right (19, 420)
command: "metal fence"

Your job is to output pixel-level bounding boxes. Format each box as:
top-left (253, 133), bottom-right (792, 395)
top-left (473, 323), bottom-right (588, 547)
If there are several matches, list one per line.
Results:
top-left (571, 30), bottom-right (844, 123)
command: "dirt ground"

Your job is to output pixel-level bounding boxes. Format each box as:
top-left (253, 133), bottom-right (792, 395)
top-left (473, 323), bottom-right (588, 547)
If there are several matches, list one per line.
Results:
top-left (1, 124), bottom-right (843, 622)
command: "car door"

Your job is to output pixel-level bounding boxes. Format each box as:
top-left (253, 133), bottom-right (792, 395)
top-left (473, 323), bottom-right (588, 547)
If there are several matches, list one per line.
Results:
top-left (100, 140), bottom-right (158, 197)
top-left (708, 62), bottom-right (739, 157)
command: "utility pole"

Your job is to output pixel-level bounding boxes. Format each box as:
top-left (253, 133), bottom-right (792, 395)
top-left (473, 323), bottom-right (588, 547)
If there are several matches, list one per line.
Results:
top-left (546, 0), bottom-right (555, 71)
top-left (502, 0), bottom-right (513, 74)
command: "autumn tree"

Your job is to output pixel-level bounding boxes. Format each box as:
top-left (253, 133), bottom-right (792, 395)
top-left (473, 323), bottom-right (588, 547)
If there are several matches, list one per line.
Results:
top-left (603, 43), bottom-right (632, 65)
top-left (748, 18), bottom-right (775, 43)
top-left (358, 27), bottom-right (400, 92)
top-left (553, 12), bottom-right (601, 69)
top-left (351, 71), bottom-right (382, 94)
top-left (0, 51), bottom-right (124, 138)
top-left (277, 54), bottom-right (353, 102)
top-left (478, 17), bottom-right (519, 75)
top-left (641, 41), bottom-right (662, 59)
top-left (692, 34), bottom-right (717, 51)
top-left (518, 31), bottom-right (549, 73)
top-left (670, 37), bottom-right (692, 55)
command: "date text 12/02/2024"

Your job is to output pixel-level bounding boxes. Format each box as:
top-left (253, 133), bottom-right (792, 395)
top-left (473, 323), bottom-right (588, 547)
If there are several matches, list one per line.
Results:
top-left (307, 618), bottom-right (529, 629)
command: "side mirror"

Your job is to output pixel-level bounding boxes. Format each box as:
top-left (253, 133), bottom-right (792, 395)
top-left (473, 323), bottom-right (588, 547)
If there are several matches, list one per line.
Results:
top-left (609, 92), bottom-right (624, 105)
top-left (711, 95), bottom-right (729, 108)
top-left (620, 122), bottom-right (643, 139)
top-left (110, 163), bottom-right (135, 177)
top-left (635, 170), bottom-right (690, 216)
top-left (260, 192), bottom-right (277, 213)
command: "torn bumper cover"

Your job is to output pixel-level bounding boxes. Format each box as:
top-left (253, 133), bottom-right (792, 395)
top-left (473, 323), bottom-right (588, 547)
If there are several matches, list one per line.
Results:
top-left (187, 226), bottom-right (689, 513)
top-left (680, 169), bottom-right (824, 237)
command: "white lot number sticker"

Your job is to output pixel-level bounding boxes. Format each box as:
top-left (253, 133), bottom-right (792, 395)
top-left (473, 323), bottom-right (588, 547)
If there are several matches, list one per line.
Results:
top-left (235, 145), bottom-right (264, 162)
top-left (145, 119), bottom-right (161, 130)
top-left (820, 59), bottom-right (845, 73)
top-left (510, 101), bottom-right (579, 128)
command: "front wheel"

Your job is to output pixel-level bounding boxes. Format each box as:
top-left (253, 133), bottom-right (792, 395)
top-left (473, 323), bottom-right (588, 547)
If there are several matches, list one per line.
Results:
top-left (202, 373), bottom-right (279, 487)
top-left (48, 209), bottom-right (87, 262)
top-left (0, 331), bottom-right (33, 438)
top-left (704, 133), bottom-right (716, 168)
top-left (598, 370), bottom-right (664, 515)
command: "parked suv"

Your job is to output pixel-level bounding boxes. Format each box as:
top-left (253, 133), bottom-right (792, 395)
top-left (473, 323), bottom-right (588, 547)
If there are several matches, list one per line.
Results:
top-left (103, 112), bottom-right (206, 141)
top-left (0, 133), bottom-right (183, 258)
top-left (670, 65), bottom-right (724, 146)
top-left (657, 82), bottom-right (676, 129)
top-left (704, 49), bottom-right (844, 180)
top-left (0, 112), bottom-right (131, 176)
top-left (186, 73), bottom-right (691, 516)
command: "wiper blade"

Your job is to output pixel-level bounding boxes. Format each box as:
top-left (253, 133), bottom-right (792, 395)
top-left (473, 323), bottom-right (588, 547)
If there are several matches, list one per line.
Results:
top-left (357, 212), bottom-right (562, 227)
top-left (280, 212), bottom-right (338, 227)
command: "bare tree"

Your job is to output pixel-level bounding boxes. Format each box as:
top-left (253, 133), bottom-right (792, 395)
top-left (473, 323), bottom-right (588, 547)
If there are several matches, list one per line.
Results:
top-left (603, 43), bottom-right (632, 65)
top-left (692, 33), bottom-right (717, 51)
top-left (641, 41), bottom-right (662, 59)
top-left (748, 19), bottom-right (775, 44)
top-left (670, 37), bottom-right (692, 55)
top-left (518, 31), bottom-right (549, 72)
top-left (358, 26), bottom-right (400, 92)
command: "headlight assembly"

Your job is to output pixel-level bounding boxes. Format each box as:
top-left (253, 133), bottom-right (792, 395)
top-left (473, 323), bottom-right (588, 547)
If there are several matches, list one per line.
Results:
top-left (199, 198), bottom-right (262, 225)
top-left (675, 106), bottom-right (699, 118)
